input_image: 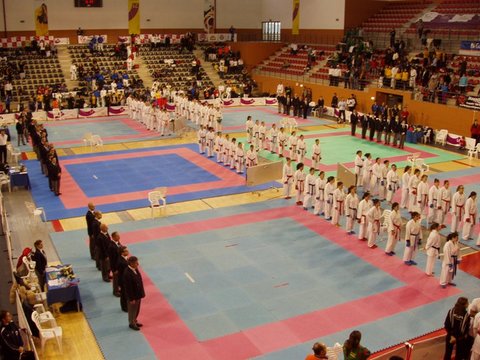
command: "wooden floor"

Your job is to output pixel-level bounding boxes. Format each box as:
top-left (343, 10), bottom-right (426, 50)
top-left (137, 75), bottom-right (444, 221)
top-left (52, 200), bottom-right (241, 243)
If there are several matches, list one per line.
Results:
top-left (6, 123), bottom-right (480, 360)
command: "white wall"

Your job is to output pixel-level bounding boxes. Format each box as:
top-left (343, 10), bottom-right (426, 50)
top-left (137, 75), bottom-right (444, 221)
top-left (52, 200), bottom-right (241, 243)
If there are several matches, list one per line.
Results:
top-left (141, 0), bottom-right (204, 29)
top-left (216, 0), bottom-right (261, 29)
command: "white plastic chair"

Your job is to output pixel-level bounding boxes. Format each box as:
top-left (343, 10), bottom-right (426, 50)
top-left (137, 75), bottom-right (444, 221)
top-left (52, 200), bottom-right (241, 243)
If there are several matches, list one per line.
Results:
top-left (82, 132), bottom-right (94, 149)
top-left (91, 134), bottom-right (104, 149)
top-left (148, 188), bottom-right (167, 218)
top-left (31, 311), bottom-right (63, 354)
top-left (466, 138), bottom-right (479, 159)
top-left (33, 304), bottom-right (56, 327)
top-left (0, 173), bottom-right (10, 192)
top-left (51, 108), bottom-right (62, 121)
top-left (414, 158), bottom-right (430, 174)
top-left (9, 146), bottom-right (22, 164)
top-left (435, 129), bottom-right (448, 146)
top-left (25, 201), bottom-right (46, 222)
top-left (422, 129), bottom-right (431, 144)
top-left (326, 343), bottom-right (343, 360)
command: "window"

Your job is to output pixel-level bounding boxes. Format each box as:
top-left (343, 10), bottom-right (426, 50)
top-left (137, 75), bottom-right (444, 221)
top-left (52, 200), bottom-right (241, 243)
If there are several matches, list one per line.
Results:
top-left (262, 21), bottom-right (281, 42)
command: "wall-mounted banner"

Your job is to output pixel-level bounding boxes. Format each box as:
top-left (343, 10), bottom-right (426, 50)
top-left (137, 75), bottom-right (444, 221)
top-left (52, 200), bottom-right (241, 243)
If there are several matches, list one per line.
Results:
top-left (292, 0), bottom-right (300, 35)
top-left (35, 3), bottom-right (49, 36)
top-left (128, 0), bottom-right (140, 35)
top-left (204, 0), bottom-right (216, 33)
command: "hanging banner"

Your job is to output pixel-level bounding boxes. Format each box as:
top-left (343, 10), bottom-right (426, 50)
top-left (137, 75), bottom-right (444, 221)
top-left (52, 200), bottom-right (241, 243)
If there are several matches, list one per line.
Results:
top-left (128, 0), bottom-right (140, 35)
top-left (204, 0), bottom-right (215, 33)
top-left (34, 3), bottom-right (49, 36)
top-left (292, 0), bottom-right (300, 35)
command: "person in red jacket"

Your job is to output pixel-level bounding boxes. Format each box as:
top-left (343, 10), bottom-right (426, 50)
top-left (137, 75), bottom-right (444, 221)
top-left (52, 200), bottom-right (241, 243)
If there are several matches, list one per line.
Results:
top-left (471, 119), bottom-right (480, 144)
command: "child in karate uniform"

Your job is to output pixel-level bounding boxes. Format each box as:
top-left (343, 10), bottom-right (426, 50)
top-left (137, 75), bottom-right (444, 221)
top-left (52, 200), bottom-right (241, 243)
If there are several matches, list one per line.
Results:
top-left (439, 232), bottom-right (460, 288)
top-left (451, 185), bottom-right (466, 233)
top-left (331, 182), bottom-right (346, 226)
top-left (462, 191), bottom-right (477, 240)
top-left (294, 163), bottom-right (306, 206)
top-left (303, 167), bottom-right (317, 210)
top-left (345, 185), bottom-right (359, 234)
top-left (385, 202), bottom-right (401, 256)
top-left (400, 166), bottom-right (412, 209)
top-left (357, 192), bottom-right (372, 241)
top-left (245, 144), bottom-right (258, 169)
top-left (386, 164), bottom-right (399, 203)
top-left (366, 199), bottom-right (382, 249)
top-left (297, 134), bottom-right (307, 163)
top-left (311, 139), bottom-right (322, 171)
top-left (282, 158), bottom-right (293, 199)
top-left (424, 223), bottom-right (441, 276)
top-left (354, 150), bottom-right (363, 187)
top-left (323, 176), bottom-right (336, 221)
top-left (313, 171), bottom-right (326, 216)
top-left (235, 142), bottom-right (245, 174)
top-left (403, 211), bottom-right (422, 266)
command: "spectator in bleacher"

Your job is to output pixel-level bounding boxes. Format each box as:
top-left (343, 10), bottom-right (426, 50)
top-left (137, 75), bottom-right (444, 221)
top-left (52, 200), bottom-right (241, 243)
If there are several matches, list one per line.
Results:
top-left (459, 74), bottom-right (468, 94)
top-left (389, 28), bottom-right (396, 48)
top-left (343, 330), bottom-right (371, 360)
top-left (305, 341), bottom-right (328, 360)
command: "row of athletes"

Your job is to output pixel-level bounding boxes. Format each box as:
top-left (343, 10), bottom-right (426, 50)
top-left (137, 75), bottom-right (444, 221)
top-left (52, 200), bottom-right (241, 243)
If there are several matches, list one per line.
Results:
top-left (174, 94), bottom-right (223, 131)
top-left (127, 97), bottom-right (173, 136)
top-left (282, 160), bottom-right (465, 288)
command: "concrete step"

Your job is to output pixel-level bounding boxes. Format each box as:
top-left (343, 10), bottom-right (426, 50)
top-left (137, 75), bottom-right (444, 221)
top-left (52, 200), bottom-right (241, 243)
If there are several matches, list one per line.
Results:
top-left (56, 45), bottom-right (79, 90)
top-left (135, 55), bottom-right (154, 89)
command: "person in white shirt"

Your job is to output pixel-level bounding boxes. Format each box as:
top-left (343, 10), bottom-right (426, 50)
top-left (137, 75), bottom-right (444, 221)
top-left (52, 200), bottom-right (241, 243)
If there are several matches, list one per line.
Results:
top-left (259, 121), bottom-right (267, 150)
top-left (400, 166), bottom-right (412, 209)
top-left (0, 129), bottom-right (8, 163)
top-left (70, 63), bottom-right (77, 80)
top-left (370, 158), bottom-right (382, 196)
top-left (215, 132), bottom-right (224, 163)
top-left (386, 164), bottom-right (399, 203)
top-left (278, 127), bottom-right (287, 157)
top-left (297, 134), bottom-right (307, 163)
top-left (245, 116), bottom-right (254, 144)
top-left (424, 223), bottom-right (441, 276)
top-left (427, 178), bottom-right (441, 225)
top-left (357, 192), bottom-right (372, 241)
top-left (313, 171), bottom-right (326, 216)
top-left (438, 180), bottom-right (451, 225)
top-left (385, 202), bottom-right (402, 255)
top-left (345, 185), bottom-right (359, 234)
top-left (462, 191), bottom-right (478, 240)
top-left (229, 138), bottom-right (237, 169)
top-left (323, 176), bottom-right (336, 221)
top-left (303, 167), bottom-right (316, 210)
top-left (311, 139), bottom-right (322, 171)
top-left (451, 185), bottom-right (466, 233)
top-left (235, 142), bottom-right (245, 174)
top-left (282, 158), bottom-right (294, 199)
top-left (294, 163), bottom-right (306, 206)
top-left (366, 199), bottom-right (382, 248)
top-left (331, 182), bottom-right (346, 226)
top-left (417, 174), bottom-right (429, 219)
top-left (403, 212), bottom-right (422, 266)
top-left (252, 120), bottom-right (260, 150)
top-left (268, 124), bottom-right (278, 154)
top-left (378, 160), bottom-right (389, 201)
top-left (362, 153), bottom-right (373, 192)
top-left (222, 134), bottom-right (230, 164)
top-left (409, 67), bottom-right (417, 89)
top-left (245, 144), bottom-right (258, 168)
top-left (408, 169), bottom-right (421, 212)
top-left (354, 150), bottom-right (363, 187)
top-left (197, 125), bottom-right (207, 154)
top-left (206, 127), bottom-right (216, 158)
top-left (288, 131), bottom-right (298, 160)
top-left (439, 232), bottom-right (460, 288)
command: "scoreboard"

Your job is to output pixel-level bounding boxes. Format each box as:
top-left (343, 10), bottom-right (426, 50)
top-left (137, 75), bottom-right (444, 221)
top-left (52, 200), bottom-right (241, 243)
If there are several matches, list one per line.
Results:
top-left (74, 0), bottom-right (103, 7)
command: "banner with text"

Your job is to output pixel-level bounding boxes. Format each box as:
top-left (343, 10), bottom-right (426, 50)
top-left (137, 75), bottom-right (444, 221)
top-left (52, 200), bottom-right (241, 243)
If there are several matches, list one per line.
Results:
top-left (128, 0), bottom-right (140, 35)
top-left (458, 95), bottom-right (480, 111)
top-left (34, 3), bottom-right (49, 36)
top-left (460, 40), bottom-right (480, 56)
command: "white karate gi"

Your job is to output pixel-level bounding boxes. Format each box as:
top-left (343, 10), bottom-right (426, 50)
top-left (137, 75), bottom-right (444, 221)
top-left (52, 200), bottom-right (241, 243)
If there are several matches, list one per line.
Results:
top-left (400, 172), bottom-right (410, 209)
top-left (269, 127), bottom-right (278, 153)
top-left (362, 158), bottom-right (372, 191)
top-left (427, 185), bottom-right (441, 225)
top-left (385, 209), bottom-right (401, 254)
top-left (278, 132), bottom-right (287, 156)
top-left (408, 175), bottom-right (420, 212)
top-left (354, 155), bottom-right (363, 186)
top-left (282, 163), bottom-right (294, 198)
top-left (206, 130), bottom-right (216, 158)
top-left (462, 197), bottom-right (477, 240)
top-left (245, 119), bottom-right (254, 143)
top-left (331, 187), bottom-right (346, 226)
top-left (245, 150), bottom-right (258, 168)
top-left (438, 186), bottom-right (451, 224)
top-left (439, 240), bottom-right (460, 286)
top-left (313, 177), bottom-right (327, 215)
top-left (366, 206), bottom-right (382, 248)
top-left (402, 218), bottom-right (422, 263)
top-left (197, 128), bottom-right (207, 154)
top-left (345, 193), bottom-right (359, 233)
top-left (236, 147), bottom-right (245, 173)
top-left (451, 191), bottom-right (466, 233)
top-left (416, 181), bottom-right (429, 217)
top-left (323, 182), bottom-right (335, 220)
top-left (297, 139), bottom-right (306, 163)
top-left (311, 144), bottom-right (322, 171)
top-left (386, 169), bottom-right (399, 203)
top-left (357, 199), bottom-right (372, 240)
top-left (294, 169), bottom-right (306, 204)
top-left (288, 135), bottom-right (298, 160)
top-left (303, 174), bottom-right (317, 209)
top-left (425, 229), bottom-right (441, 275)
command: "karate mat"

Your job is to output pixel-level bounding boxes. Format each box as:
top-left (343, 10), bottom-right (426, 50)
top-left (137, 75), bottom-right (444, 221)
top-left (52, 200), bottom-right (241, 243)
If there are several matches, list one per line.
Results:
top-left (10, 116), bottom-right (169, 150)
top-left (26, 143), bottom-right (279, 221)
top-left (50, 199), bottom-right (479, 360)
top-left (190, 106), bottom-right (331, 133)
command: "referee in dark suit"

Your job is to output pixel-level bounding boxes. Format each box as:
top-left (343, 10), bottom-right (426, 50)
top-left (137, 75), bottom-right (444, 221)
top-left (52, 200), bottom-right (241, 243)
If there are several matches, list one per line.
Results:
top-left (117, 246), bottom-right (129, 312)
top-left (123, 256), bottom-right (145, 330)
top-left (85, 203), bottom-right (96, 260)
top-left (32, 240), bottom-right (47, 291)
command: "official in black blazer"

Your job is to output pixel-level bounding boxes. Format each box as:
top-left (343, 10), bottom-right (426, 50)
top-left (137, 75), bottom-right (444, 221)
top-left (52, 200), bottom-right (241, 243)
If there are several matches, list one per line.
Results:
top-left (96, 224), bottom-right (111, 282)
top-left (91, 211), bottom-right (102, 270)
top-left (32, 240), bottom-right (47, 291)
top-left (108, 232), bottom-right (122, 297)
top-left (123, 256), bottom-right (145, 330)
top-left (85, 203), bottom-right (96, 260)
top-left (350, 110), bottom-right (358, 137)
top-left (117, 246), bottom-right (129, 312)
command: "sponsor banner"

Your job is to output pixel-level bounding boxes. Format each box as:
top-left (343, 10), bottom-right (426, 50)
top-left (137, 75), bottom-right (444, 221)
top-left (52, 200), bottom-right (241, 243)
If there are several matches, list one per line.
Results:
top-left (54, 37), bottom-right (70, 45)
top-left (77, 35), bottom-right (108, 44)
top-left (265, 98), bottom-right (278, 105)
top-left (197, 33), bottom-right (237, 42)
top-left (203, 0), bottom-right (216, 33)
top-left (46, 109), bottom-right (78, 120)
top-left (0, 35), bottom-right (55, 48)
top-left (446, 133), bottom-right (461, 147)
top-left (0, 113), bottom-right (16, 125)
top-left (459, 40), bottom-right (480, 56)
top-left (35, 3), bottom-right (49, 36)
top-left (119, 34), bottom-right (184, 44)
top-left (128, 0), bottom-right (141, 35)
top-left (78, 107), bottom-right (108, 118)
top-left (108, 106), bottom-right (127, 116)
top-left (458, 95), bottom-right (480, 111)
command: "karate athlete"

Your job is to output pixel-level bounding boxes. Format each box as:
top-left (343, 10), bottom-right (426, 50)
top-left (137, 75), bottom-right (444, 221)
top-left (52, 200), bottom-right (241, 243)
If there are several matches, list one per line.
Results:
top-left (323, 176), bottom-right (336, 221)
top-left (427, 178), bottom-right (441, 225)
top-left (385, 202), bottom-right (401, 256)
top-left (438, 180), bottom-right (451, 225)
top-left (408, 169), bottom-right (421, 212)
top-left (313, 171), bottom-right (327, 216)
top-left (378, 160), bottom-right (390, 201)
top-left (439, 232), bottom-right (461, 288)
top-left (370, 158), bottom-right (382, 196)
top-left (215, 132), bottom-right (224, 163)
top-left (451, 185), bottom-right (466, 233)
top-left (331, 181), bottom-right (346, 226)
top-left (403, 211), bottom-right (422, 266)
top-left (206, 127), bottom-right (216, 158)
top-left (245, 144), bottom-right (258, 168)
top-left (252, 120), bottom-right (261, 150)
top-left (197, 125), bottom-right (207, 154)
top-left (354, 150), bottom-right (363, 187)
top-left (278, 127), bottom-right (287, 157)
top-left (424, 223), bottom-right (441, 276)
top-left (357, 192), bottom-right (372, 241)
top-left (245, 116), bottom-right (254, 143)
top-left (362, 153), bottom-right (373, 192)
top-left (366, 199), bottom-right (382, 249)
top-left (303, 167), bottom-right (317, 210)
top-left (288, 131), bottom-right (299, 160)
top-left (222, 134), bottom-right (230, 164)
top-left (462, 191), bottom-right (477, 240)
top-left (296, 134), bottom-right (307, 163)
top-left (235, 142), bottom-right (245, 174)
top-left (229, 138), bottom-right (237, 169)
top-left (345, 185), bottom-right (359, 235)
top-left (416, 174), bottom-right (429, 219)
top-left (282, 158), bottom-right (294, 199)
top-left (311, 139), bottom-right (322, 171)
top-left (386, 164), bottom-right (399, 203)
top-left (259, 121), bottom-right (267, 150)
top-left (268, 124), bottom-right (278, 154)
top-left (294, 163), bottom-right (306, 206)
top-left (400, 166), bottom-right (412, 209)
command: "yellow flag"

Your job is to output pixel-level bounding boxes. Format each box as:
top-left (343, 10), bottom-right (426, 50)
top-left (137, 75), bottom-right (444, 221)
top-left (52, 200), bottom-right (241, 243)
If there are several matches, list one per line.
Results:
top-left (128, 0), bottom-right (140, 35)
top-left (292, 0), bottom-right (300, 35)
top-left (34, 3), bottom-right (49, 36)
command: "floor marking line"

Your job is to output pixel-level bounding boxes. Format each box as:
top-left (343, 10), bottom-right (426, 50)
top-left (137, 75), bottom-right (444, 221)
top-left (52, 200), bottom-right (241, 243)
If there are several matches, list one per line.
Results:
top-left (184, 272), bottom-right (195, 283)
top-left (273, 282), bottom-right (289, 288)
top-left (225, 243), bottom-right (238, 248)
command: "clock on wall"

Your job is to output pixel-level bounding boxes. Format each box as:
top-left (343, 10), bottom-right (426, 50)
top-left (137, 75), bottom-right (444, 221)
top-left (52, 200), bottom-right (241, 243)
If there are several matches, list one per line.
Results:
top-left (74, 0), bottom-right (103, 7)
